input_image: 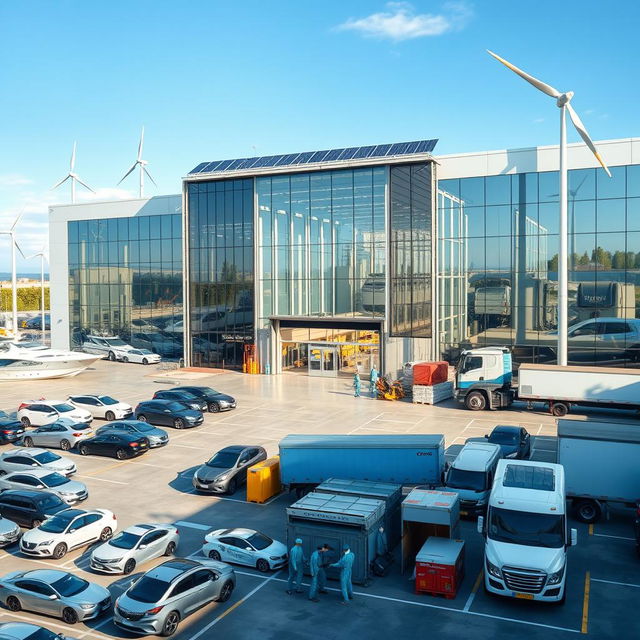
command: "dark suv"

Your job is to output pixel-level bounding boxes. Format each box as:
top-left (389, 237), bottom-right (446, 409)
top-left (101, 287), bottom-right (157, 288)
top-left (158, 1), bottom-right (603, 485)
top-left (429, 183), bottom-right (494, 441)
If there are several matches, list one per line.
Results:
top-left (170, 386), bottom-right (236, 413)
top-left (152, 390), bottom-right (208, 412)
top-left (0, 490), bottom-right (69, 528)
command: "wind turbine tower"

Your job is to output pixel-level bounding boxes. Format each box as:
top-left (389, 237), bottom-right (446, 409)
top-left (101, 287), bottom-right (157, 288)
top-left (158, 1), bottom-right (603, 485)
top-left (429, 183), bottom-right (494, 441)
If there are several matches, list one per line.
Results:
top-left (118, 127), bottom-right (157, 198)
top-left (51, 142), bottom-right (95, 204)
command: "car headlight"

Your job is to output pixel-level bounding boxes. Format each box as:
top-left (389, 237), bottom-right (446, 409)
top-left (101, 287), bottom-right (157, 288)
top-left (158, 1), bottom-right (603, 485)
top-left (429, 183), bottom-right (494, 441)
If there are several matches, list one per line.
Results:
top-left (486, 558), bottom-right (502, 579)
top-left (80, 603), bottom-right (96, 610)
top-left (269, 556), bottom-right (280, 560)
top-left (216, 474), bottom-right (229, 482)
top-left (37, 540), bottom-right (54, 547)
top-left (186, 415), bottom-right (197, 421)
top-left (106, 557), bottom-right (123, 563)
top-left (505, 451), bottom-right (518, 458)
top-left (547, 565), bottom-right (565, 585)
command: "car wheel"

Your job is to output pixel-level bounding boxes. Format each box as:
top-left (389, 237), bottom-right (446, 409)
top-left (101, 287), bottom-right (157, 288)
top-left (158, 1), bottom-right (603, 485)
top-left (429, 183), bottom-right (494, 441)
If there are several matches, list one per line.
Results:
top-left (573, 499), bottom-right (602, 524)
top-left (256, 558), bottom-right (270, 573)
top-left (62, 607), bottom-right (78, 624)
top-left (6, 596), bottom-right (21, 612)
top-left (165, 541), bottom-right (176, 556)
top-left (465, 391), bottom-right (486, 411)
top-left (226, 479), bottom-right (237, 495)
top-left (105, 411), bottom-right (115, 421)
top-left (20, 417), bottom-right (30, 427)
top-left (116, 448), bottom-right (128, 460)
top-left (142, 358), bottom-right (149, 365)
top-left (79, 444), bottom-right (89, 456)
top-left (100, 527), bottom-right (113, 541)
top-left (208, 549), bottom-right (222, 561)
top-left (123, 558), bottom-right (136, 574)
top-left (550, 402), bottom-right (569, 417)
top-left (31, 519), bottom-right (42, 528)
top-left (137, 414), bottom-right (147, 422)
top-left (173, 418), bottom-right (184, 429)
top-left (122, 356), bottom-right (129, 363)
top-left (108, 351), bottom-right (116, 362)
top-left (23, 436), bottom-right (33, 447)
top-left (160, 611), bottom-right (180, 637)
top-left (218, 580), bottom-right (234, 603)
top-left (53, 542), bottom-right (68, 559)
top-left (208, 402), bottom-right (220, 413)
top-left (60, 439), bottom-right (71, 451)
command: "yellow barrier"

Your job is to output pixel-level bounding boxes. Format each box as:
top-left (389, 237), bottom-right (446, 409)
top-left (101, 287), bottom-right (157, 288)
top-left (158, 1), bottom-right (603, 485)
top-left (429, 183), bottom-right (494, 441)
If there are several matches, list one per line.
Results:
top-left (247, 456), bottom-right (281, 504)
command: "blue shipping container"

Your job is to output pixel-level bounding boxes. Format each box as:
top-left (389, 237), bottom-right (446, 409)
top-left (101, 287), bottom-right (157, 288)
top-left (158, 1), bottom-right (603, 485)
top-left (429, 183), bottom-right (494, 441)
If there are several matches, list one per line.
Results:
top-left (279, 434), bottom-right (445, 486)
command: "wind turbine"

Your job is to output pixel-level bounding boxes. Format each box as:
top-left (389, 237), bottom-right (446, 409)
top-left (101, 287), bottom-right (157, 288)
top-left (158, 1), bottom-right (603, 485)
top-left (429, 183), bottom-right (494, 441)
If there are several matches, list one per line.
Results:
top-left (118, 127), bottom-right (156, 197)
top-left (0, 209), bottom-right (27, 336)
top-left (487, 50), bottom-right (611, 367)
top-left (51, 142), bottom-right (95, 204)
top-left (27, 247), bottom-right (48, 344)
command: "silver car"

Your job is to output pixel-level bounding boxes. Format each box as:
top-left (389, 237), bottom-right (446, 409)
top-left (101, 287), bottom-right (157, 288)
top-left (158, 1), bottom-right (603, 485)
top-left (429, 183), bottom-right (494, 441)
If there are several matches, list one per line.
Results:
top-left (0, 569), bottom-right (111, 624)
top-left (91, 523), bottom-right (179, 574)
top-left (95, 421), bottom-right (169, 448)
top-left (0, 449), bottom-right (76, 477)
top-left (192, 446), bottom-right (267, 495)
top-left (114, 558), bottom-right (235, 636)
top-left (22, 418), bottom-right (93, 451)
top-left (0, 469), bottom-right (88, 505)
top-left (0, 622), bottom-right (77, 640)
top-left (0, 516), bottom-right (21, 547)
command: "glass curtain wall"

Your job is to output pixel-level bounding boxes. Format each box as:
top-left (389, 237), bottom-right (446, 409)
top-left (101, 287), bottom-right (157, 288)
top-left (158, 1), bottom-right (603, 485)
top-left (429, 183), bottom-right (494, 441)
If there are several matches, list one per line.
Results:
top-left (67, 214), bottom-right (183, 356)
top-left (256, 168), bottom-right (386, 330)
top-left (187, 179), bottom-right (254, 369)
top-left (439, 165), bottom-right (640, 367)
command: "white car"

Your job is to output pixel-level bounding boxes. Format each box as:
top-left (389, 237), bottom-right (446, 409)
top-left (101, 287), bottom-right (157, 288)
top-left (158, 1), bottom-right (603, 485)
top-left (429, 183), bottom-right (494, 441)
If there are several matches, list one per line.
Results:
top-left (202, 528), bottom-right (287, 572)
top-left (0, 449), bottom-right (77, 476)
top-left (17, 401), bottom-right (92, 428)
top-left (121, 349), bottom-right (161, 365)
top-left (67, 395), bottom-right (133, 421)
top-left (90, 523), bottom-right (179, 574)
top-left (20, 508), bottom-right (117, 559)
top-left (0, 469), bottom-right (88, 505)
top-left (82, 335), bottom-right (136, 361)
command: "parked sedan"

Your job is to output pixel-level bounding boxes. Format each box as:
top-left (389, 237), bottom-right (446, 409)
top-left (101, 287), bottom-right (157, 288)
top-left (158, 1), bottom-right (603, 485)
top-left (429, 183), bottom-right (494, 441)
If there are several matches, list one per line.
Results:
top-left (0, 469), bottom-right (87, 505)
top-left (78, 433), bottom-right (149, 460)
top-left (134, 400), bottom-right (203, 429)
top-left (0, 569), bottom-right (111, 624)
top-left (17, 401), bottom-right (92, 428)
top-left (203, 528), bottom-right (287, 572)
top-left (22, 418), bottom-right (93, 451)
top-left (467, 425), bottom-right (531, 459)
top-left (0, 515), bottom-right (21, 547)
top-left (114, 559), bottom-right (235, 636)
top-left (0, 449), bottom-right (76, 476)
top-left (67, 395), bottom-right (133, 421)
top-left (96, 421), bottom-right (169, 448)
top-left (122, 349), bottom-right (161, 365)
top-left (0, 412), bottom-right (25, 445)
top-left (152, 390), bottom-right (208, 412)
top-left (0, 621), bottom-right (78, 640)
top-left (91, 523), bottom-right (179, 574)
top-left (192, 446), bottom-right (267, 495)
top-left (20, 508), bottom-right (117, 559)
top-left (0, 491), bottom-right (68, 529)
top-left (170, 386), bottom-right (236, 413)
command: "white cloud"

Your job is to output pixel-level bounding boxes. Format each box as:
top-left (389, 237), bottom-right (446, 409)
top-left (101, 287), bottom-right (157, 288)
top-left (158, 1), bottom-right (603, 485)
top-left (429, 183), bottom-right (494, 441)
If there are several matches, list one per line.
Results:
top-left (337, 1), bottom-right (472, 41)
top-left (0, 174), bottom-right (33, 189)
top-left (533, 117), bottom-right (545, 124)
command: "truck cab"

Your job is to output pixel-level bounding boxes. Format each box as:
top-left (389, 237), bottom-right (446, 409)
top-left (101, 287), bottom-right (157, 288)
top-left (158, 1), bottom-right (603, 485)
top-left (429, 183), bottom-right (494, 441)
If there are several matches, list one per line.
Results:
top-left (478, 460), bottom-right (577, 603)
top-left (445, 442), bottom-right (501, 516)
top-left (455, 347), bottom-right (513, 410)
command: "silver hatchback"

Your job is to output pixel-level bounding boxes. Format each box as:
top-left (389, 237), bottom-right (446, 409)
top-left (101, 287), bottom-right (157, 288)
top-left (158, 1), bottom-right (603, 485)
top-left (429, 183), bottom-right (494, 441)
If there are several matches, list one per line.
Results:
top-left (114, 558), bottom-right (235, 636)
top-left (22, 418), bottom-right (93, 451)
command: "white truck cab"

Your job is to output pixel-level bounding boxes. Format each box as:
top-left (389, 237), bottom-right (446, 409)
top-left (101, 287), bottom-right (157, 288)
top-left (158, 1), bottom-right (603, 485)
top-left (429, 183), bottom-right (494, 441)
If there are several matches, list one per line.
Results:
top-left (445, 442), bottom-right (501, 516)
top-left (478, 459), bottom-right (577, 603)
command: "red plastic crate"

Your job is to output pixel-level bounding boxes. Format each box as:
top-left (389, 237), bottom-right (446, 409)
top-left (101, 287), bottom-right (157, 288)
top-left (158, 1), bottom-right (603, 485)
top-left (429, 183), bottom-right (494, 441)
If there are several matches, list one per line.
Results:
top-left (413, 362), bottom-right (449, 386)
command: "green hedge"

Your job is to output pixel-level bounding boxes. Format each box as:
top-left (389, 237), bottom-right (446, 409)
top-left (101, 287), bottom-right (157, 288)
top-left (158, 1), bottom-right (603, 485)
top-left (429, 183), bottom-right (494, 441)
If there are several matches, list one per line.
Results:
top-left (0, 287), bottom-right (50, 312)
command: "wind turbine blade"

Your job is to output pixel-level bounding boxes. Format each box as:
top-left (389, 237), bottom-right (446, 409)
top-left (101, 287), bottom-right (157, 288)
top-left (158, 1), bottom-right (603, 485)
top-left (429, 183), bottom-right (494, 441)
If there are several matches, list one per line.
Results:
top-left (138, 126), bottom-right (144, 162)
top-left (118, 163), bottom-right (138, 185)
top-left (75, 176), bottom-right (96, 193)
top-left (71, 141), bottom-right (76, 171)
top-left (487, 50), bottom-right (561, 99)
top-left (143, 167), bottom-right (157, 187)
top-left (51, 174), bottom-right (71, 190)
top-left (14, 241), bottom-right (26, 260)
top-left (11, 206), bottom-right (25, 231)
top-left (566, 103), bottom-right (612, 177)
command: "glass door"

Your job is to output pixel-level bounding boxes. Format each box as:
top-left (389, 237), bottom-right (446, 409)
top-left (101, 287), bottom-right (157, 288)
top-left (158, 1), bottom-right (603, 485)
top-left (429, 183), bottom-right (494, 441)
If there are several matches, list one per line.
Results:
top-left (308, 345), bottom-right (338, 377)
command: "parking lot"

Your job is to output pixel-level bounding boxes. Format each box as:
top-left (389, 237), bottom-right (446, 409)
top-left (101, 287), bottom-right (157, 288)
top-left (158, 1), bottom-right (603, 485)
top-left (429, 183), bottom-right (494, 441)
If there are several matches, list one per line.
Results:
top-left (0, 360), bottom-right (636, 639)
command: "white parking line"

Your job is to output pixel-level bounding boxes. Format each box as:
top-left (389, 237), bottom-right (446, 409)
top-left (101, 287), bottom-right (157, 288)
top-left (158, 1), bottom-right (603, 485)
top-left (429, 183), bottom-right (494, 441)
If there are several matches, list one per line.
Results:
top-left (0, 611), bottom-right (110, 639)
top-left (591, 577), bottom-right (640, 589)
top-left (593, 533), bottom-right (635, 542)
top-left (175, 520), bottom-right (210, 530)
top-left (348, 412), bottom-right (384, 435)
top-left (77, 474), bottom-right (128, 485)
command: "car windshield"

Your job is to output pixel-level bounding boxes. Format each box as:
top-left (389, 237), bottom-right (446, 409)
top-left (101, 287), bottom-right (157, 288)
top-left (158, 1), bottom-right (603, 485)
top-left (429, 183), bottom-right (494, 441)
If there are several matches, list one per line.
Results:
top-left (137, 349), bottom-right (153, 355)
top-left (134, 423), bottom-right (155, 433)
top-left (166, 402), bottom-right (187, 412)
top-left (127, 576), bottom-right (171, 603)
top-left (51, 573), bottom-right (89, 597)
top-left (0, 411), bottom-right (9, 419)
top-left (489, 431), bottom-right (518, 445)
top-left (447, 468), bottom-right (487, 491)
top-left (99, 396), bottom-right (118, 405)
top-left (110, 531), bottom-right (142, 550)
top-left (52, 404), bottom-right (75, 413)
top-left (206, 451), bottom-right (239, 468)
top-left (246, 532), bottom-right (272, 550)
top-left (39, 513), bottom-right (77, 534)
top-left (33, 451), bottom-right (61, 464)
top-left (24, 628), bottom-right (60, 640)
top-left (41, 473), bottom-right (68, 488)
top-left (105, 339), bottom-right (127, 346)
top-left (488, 507), bottom-right (565, 548)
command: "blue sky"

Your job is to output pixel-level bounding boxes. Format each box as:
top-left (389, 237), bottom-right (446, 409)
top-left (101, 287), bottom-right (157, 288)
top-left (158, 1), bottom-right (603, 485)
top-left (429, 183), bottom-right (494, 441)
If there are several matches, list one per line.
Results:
top-left (0, 0), bottom-right (638, 270)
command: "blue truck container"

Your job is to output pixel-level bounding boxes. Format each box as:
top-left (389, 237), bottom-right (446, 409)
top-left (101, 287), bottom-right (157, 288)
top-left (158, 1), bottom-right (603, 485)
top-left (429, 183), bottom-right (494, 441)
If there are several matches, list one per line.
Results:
top-left (279, 434), bottom-right (445, 489)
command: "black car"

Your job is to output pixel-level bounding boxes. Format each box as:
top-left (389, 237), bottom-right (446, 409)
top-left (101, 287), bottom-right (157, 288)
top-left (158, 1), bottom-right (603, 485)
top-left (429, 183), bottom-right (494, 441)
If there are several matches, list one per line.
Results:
top-left (78, 432), bottom-right (150, 459)
top-left (134, 400), bottom-right (204, 428)
top-left (152, 389), bottom-right (208, 412)
top-left (170, 386), bottom-right (236, 413)
top-left (0, 490), bottom-right (69, 528)
top-left (472, 425), bottom-right (531, 459)
top-left (0, 411), bottom-right (25, 444)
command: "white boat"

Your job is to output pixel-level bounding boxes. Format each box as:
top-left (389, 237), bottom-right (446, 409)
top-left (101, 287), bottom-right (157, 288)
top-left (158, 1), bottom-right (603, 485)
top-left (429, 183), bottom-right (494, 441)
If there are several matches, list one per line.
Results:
top-left (0, 343), bottom-right (100, 380)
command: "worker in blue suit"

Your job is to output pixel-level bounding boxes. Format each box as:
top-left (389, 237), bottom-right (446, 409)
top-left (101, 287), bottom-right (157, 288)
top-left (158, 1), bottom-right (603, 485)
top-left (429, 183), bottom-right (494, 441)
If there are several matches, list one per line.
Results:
top-left (286, 538), bottom-right (305, 595)
top-left (353, 372), bottom-right (361, 397)
top-left (308, 543), bottom-right (329, 602)
top-left (331, 544), bottom-right (355, 604)
top-left (369, 366), bottom-right (379, 397)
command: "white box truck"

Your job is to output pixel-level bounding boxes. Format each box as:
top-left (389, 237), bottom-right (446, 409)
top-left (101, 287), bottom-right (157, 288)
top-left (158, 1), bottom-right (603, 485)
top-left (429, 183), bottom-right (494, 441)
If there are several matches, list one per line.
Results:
top-left (558, 419), bottom-right (640, 523)
top-left (455, 346), bottom-right (640, 416)
top-left (477, 459), bottom-right (577, 604)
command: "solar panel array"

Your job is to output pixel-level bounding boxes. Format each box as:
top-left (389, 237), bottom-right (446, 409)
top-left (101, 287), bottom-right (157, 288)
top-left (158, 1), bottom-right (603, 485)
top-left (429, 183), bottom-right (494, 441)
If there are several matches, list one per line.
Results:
top-left (188, 139), bottom-right (438, 176)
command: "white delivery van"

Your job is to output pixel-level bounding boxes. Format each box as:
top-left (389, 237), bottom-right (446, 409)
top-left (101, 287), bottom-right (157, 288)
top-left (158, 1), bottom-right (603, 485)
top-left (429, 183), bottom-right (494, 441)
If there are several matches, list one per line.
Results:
top-left (478, 460), bottom-right (577, 603)
top-left (445, 442), bottom-right (502, 517)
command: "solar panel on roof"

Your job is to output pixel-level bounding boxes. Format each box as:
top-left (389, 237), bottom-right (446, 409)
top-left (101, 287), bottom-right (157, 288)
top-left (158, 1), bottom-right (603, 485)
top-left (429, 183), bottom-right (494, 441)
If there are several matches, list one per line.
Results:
top-left (274, 153), bottom-right (300, 166)
top-left (190, 162), bottom-right (209, 173)
top-left (322, 148), bottom-right (345, 162)
top-left (338, 147), bottom-right (359, 161)
top-left (351, 145), bottom-right (377, 159)
top-left (309, 150), bottom-right (330, 163)
top-left (372, 143), bottom-right (392, 156)
top-left (290, 151), bottom-right (316, 165)
top-left (388, 142), bottom-right (410, 156)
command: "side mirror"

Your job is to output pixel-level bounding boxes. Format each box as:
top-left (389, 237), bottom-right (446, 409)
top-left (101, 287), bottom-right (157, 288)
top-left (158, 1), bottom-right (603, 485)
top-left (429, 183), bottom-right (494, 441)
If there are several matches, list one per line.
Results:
top-left (139, 544), bottom-right (147, 550)
top-left (477, 516), bottom-right (484, 535)
top-left (36, 484), bottom-right (44, 489)
top-left (570, 528), bottom-right (578, 547)
top-left (69, 528), bottom-right (77, 533)
top-left (484, 434), bottom-right (488, 439)
top-left (48, 593), bottom-right (58, 600)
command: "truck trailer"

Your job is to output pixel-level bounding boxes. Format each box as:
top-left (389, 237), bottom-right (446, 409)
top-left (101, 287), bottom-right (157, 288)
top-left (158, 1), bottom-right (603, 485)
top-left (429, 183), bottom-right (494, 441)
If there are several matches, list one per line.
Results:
top-left (278, 434), bottom-right (445, 492)
top-left (557, 419), bottom-right (640, 523)
top-left (455, 346), bottom-right (640, 416)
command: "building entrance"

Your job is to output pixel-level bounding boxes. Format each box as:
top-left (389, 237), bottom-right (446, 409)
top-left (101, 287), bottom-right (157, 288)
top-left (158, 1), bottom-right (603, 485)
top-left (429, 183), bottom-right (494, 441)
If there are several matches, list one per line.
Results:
top-left (309, 346), bottom-right (338, 377)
